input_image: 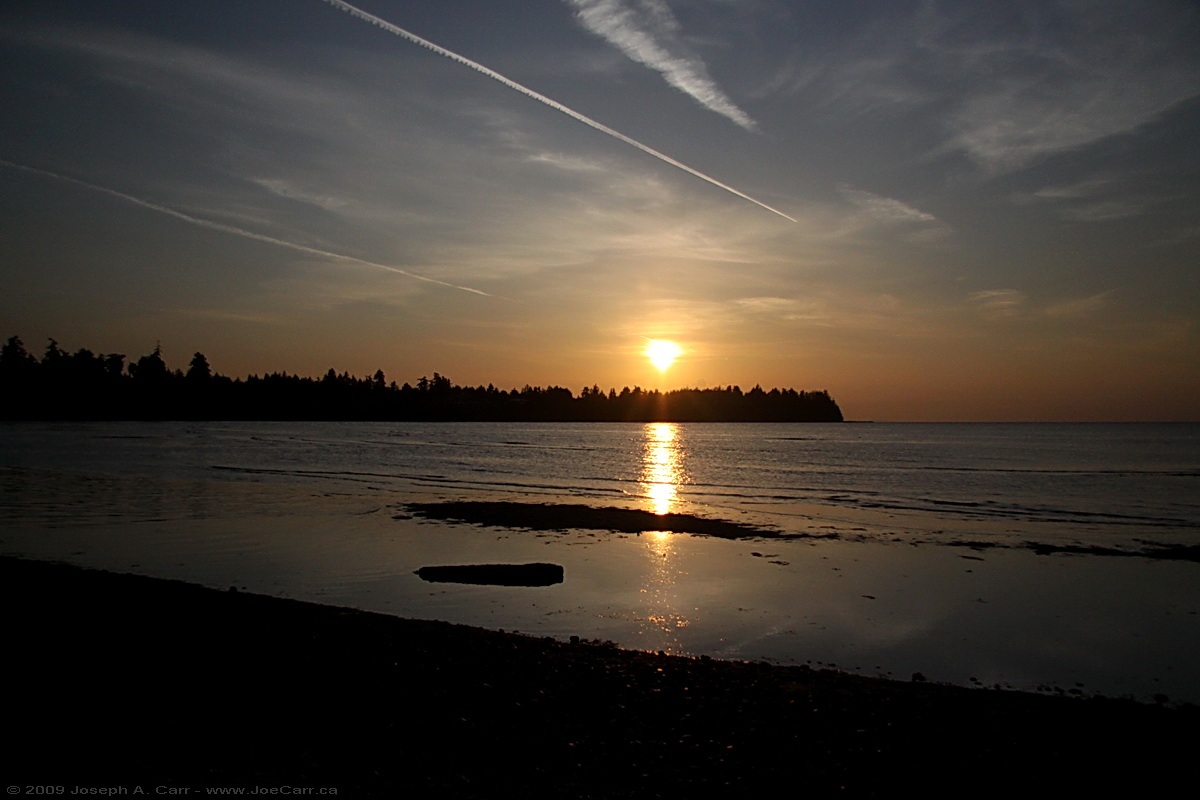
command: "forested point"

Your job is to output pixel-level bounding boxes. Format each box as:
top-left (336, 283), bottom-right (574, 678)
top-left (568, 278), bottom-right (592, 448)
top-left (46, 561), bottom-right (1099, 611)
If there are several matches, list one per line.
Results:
top-left (0, 336), bottom-right (843, 422)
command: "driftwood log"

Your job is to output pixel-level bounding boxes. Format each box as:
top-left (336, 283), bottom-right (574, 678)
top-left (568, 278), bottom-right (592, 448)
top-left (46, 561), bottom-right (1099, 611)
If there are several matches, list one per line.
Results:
top-left (415, 562), bottom-right (565, 586)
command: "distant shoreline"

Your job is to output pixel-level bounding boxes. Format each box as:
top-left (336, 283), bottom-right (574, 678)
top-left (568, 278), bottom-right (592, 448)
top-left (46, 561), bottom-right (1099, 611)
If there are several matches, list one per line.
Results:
top-left (1, 335), bottom-right (843, 422)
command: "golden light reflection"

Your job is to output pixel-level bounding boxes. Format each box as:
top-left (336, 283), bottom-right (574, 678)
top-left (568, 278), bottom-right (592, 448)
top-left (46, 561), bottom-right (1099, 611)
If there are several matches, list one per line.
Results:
top-left (640, 422), bottom-right (687, 515)
top-left (633, 423), bottom-right (691, 653)
top-left (638, 528), bottom-right (690, 651)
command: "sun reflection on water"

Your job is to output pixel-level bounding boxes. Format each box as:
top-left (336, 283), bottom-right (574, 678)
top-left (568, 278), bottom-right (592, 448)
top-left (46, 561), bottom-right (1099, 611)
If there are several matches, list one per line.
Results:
top-left (635, 423), bottom-right (691, 652)
top-left (640, 422), bottom-right (687, 516)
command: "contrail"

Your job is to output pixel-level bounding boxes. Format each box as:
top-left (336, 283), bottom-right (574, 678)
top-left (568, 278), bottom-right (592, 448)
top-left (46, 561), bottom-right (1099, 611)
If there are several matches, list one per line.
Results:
top-left (0, 160), bottom-right (493, 297)
top-left (318, 0), bottom-right (796, 223)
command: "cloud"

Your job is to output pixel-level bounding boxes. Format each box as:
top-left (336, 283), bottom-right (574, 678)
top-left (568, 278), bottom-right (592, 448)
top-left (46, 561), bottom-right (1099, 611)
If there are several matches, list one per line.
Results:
top-left (9, 24), bottom-right (334, 131)
top-left (838, 186), bottom-right (951, 242)
top-left (1044, 292), bottom-right (1111, 318)
top-left (1029, 180), bottom-right (1112, 201)
top-left (969, 289), bottom-right (1112, 320)
top-left (525, 152), bottom-right (609, 173)
top-left (1015, 179), bottom-right (1152, 222)
top-left (761, 2), bottom-right (1200, 174)
top-left (251, 178), bottom-right (350, 211)
top-left (840, 186), bottom-right (938, 225)
top-left (565, 0), bottom-right (757, 130)
top-left (969, 289), bottom-right (1026, 317)
top-left (320, 1), bottom-right (792, 221)
top-left (937, 3), bottom-right (1200, 173)
top-left (732, 296), bottom-right (832, 325)
top-left (176, 308), bottom-right (286, 326)
top-left (948, 80), bottom-right (1194, 175)
top-left (1057, 202), bottom-right (1146, 223)
top-left (1, 160), bottom-right (494, 297)
top-left (734, 296), bottom-right (796, 313)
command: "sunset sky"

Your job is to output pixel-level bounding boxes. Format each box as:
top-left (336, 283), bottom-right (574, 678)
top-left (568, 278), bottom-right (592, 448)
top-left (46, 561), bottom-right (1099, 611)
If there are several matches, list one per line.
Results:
top-left (2, 0), bottom-right (1198, 420)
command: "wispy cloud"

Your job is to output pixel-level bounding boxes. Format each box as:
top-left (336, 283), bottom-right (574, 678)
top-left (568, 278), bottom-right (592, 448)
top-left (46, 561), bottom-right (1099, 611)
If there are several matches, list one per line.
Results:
top-left (1029, 180), bottom-right (1113, 201)
top-left (1015, 179), bottom-right (1152, 222)
top-left (0, 160), bottom-right (494, 297)
top-left (840, 186), bottom-right (938, 225)
top-left (564, 0), bottom-right (756, 130)
top-left (838, 185), bottom-right (951, 242)
top-left (969, 289), bottom-right (1026, 317)
top-left (1045, 292), bottom-right (1111, 318)
top-left (763, 2), bottom-right (1200, 175)
top-left (176, 308), bottom-right (287, 326)
top-left (969, 289), bottom-right (1112, 320)
top-left (948, 79), bottom-right (1195, 175)
top-left (938, 3), bottom-right (1200, 173)
top-left (733, 296), bottom-right (832, 324)
top-left (7, 23), bottom-right (336, 133)
top-left (250, 178), bottom-right (350, 212)
top-left (525, 152), bottom-right (609, 173)
top-left (1057, 202), bottom-right (1147, 223)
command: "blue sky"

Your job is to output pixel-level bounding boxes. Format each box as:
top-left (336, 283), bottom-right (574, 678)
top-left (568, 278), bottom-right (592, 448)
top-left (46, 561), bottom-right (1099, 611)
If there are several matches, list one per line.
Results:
top-left (2, 0), bottom-right (1198, 419)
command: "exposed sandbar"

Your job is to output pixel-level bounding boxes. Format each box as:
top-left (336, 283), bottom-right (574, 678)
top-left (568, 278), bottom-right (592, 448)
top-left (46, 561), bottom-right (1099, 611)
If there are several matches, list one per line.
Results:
top-left (945, 538), bottom-right (1200, 562)
top-left (6, 556), bottom-right (1194, 796)
top-left (404, 500), bottom-right (807, 540)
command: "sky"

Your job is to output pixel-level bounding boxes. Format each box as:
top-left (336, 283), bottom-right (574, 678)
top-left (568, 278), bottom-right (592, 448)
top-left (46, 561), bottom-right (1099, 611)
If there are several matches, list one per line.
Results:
top-left (2, 0), bottom-right (1198, 421)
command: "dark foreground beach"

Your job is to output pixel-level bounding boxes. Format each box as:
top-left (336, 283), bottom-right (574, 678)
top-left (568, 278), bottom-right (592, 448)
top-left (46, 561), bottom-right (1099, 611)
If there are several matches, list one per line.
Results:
top-left (6, 556), bottom-right (1194, 798)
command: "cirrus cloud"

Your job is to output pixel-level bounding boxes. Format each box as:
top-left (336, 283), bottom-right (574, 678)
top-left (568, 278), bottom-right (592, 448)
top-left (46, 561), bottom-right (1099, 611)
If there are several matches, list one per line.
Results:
top-left (565, 0), bottom-right (757, 130)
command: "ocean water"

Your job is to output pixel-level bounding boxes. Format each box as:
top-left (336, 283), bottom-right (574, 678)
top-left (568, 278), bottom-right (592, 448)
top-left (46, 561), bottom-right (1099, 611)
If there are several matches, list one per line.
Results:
top-left (2, 421), bottom-right (1198, 703)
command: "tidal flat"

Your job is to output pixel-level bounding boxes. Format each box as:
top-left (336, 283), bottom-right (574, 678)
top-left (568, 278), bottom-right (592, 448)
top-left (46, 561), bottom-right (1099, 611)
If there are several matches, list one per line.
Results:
top-left (2, 421), bottom-right (1198, 707)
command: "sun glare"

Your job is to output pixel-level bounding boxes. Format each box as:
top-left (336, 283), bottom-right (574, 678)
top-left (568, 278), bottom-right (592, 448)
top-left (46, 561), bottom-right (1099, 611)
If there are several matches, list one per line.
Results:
top-left (644, 339), bottom-right (683, 372)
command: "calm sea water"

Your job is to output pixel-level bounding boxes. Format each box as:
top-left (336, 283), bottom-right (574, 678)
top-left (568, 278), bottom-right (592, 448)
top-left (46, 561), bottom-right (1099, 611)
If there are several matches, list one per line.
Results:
top-left (2, 421), bottom-right (1198, 702)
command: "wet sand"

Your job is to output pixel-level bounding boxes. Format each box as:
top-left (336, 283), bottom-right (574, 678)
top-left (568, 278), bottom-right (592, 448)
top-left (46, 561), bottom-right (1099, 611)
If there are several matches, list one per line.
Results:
top-left (6, 555), bottom-right (1195, 797)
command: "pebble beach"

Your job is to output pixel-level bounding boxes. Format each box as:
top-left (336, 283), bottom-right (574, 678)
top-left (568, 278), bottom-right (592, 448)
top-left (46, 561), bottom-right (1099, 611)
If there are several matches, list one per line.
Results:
top-left (7, 555), bottom-right (1195, 797)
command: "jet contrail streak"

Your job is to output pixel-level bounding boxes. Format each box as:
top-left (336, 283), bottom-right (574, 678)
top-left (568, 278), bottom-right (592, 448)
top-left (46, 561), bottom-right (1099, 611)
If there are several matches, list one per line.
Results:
top-left (319, 0), bottom-right (796, 223)
top-left (0, 160), bottom-right (493, 297)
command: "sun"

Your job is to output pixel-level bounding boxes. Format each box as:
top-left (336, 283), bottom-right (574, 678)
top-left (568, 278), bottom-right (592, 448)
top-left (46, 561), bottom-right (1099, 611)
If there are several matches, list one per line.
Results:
top-left (644, 339), bottom-right (683, 372)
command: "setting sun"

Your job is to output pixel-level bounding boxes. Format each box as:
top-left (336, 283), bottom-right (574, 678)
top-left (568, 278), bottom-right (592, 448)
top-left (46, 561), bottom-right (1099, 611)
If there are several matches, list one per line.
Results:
top-left (644, 339), bottom-right (683, 372)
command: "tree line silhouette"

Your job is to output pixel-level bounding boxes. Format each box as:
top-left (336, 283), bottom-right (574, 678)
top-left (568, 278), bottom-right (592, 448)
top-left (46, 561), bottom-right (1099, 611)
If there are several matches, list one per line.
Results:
top-left (0, 336), bottom-right (843, 422)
